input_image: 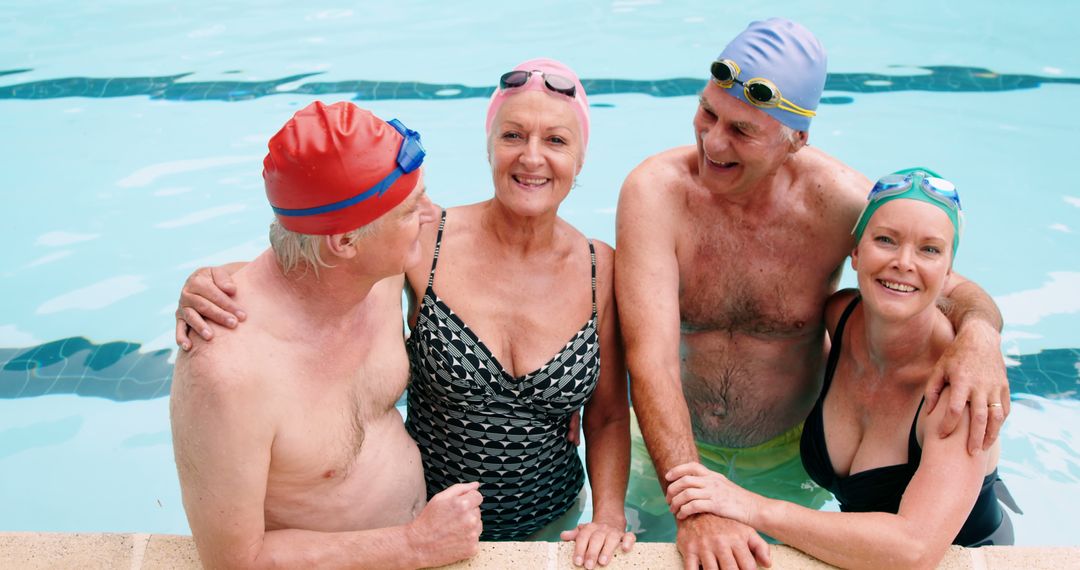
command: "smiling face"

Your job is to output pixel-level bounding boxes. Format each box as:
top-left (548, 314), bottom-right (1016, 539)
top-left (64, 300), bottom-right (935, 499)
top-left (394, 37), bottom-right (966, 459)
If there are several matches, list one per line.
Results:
top-left (487, 90), bottom-right (583, 218)
top-left (851, 199), bottom-right (955, 320)
top-left (692, 81), bottom-right (804, 196)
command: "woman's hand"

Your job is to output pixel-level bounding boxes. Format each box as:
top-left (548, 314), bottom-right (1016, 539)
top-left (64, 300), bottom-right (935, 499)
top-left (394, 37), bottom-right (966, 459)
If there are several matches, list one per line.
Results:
top-left (560, 519), bottom-right (635, 569)
top-left (665, 462), bottom-right (758, 526)
top-left (175, 264), bottom-right (246, 350)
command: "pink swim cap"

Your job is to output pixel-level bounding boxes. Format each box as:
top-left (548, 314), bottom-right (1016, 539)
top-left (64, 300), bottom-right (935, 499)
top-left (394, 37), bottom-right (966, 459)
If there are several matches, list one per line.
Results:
top-left (485, 58), bottom-right (590, 150)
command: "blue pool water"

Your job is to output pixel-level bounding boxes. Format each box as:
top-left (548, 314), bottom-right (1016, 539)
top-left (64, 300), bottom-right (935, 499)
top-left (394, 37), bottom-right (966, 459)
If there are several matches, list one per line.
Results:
top-left (2, 0), bottom-right (1078, 546)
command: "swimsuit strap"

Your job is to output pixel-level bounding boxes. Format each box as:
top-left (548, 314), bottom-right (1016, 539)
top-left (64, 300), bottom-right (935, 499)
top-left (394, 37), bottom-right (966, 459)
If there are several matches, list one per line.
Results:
top-left (822, 295), bottom-right (862, 394)
top-left (908, 397), bottom-right (926, 466)
top-left (588, 240), bottom-right (597, 317)
top-left (427, 209), bottom-right (448, 288)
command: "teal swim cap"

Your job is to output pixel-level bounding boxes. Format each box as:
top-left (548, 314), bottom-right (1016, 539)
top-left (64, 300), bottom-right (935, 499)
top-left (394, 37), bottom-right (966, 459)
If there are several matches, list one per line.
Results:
top-left (852, 167), bottom-right (963, 255)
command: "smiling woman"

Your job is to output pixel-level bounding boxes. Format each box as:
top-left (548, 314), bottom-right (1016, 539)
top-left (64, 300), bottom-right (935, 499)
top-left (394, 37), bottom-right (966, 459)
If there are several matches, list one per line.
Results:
top-left (172, 58), bottom-right (637, 568)
top-left (1, 0), bottom-right (1078, 552)
top-left (488, 91), bottom-right (583, 217)
top-left (401, 60), bottom-right (624, 547)
top-left (666, 169), bottom-right (1013, 569)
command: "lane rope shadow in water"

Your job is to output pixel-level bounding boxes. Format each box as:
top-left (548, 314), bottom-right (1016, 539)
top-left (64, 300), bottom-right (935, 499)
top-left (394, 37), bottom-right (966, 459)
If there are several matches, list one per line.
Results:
top-left (1, 337), bottom-right (173, 401)
top-left (1, 338), bottom-right (1076, 402)
top-left (1, 66), bottom-right (1078, 104)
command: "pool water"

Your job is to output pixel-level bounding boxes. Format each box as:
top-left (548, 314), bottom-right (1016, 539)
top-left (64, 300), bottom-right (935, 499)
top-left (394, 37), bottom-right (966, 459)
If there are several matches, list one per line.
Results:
top-left (2, 0), bottom-right (1078, 546)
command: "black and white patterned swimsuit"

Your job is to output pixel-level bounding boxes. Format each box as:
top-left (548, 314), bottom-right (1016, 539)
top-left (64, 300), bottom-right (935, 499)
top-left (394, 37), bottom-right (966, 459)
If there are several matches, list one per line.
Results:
top-left (405, 210), bottom-right (600, 540)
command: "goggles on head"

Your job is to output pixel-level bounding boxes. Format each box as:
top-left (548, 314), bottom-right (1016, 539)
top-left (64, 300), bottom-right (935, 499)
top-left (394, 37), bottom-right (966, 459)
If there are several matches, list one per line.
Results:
top-left (272, 118), bottom-right (425, 218)
top-left (710, 59), bottom-right (816, 119)
top-left (852, 169), bottom-right (964, 255)
top-left (499, 69), bottom-right (577, 98)
top-left (867, 172), bottom-right (962, 212)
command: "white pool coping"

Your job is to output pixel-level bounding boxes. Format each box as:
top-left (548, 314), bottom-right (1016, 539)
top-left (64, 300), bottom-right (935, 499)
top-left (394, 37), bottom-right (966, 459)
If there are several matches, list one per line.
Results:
top-left (1, 532), bottom-right (1078, 569)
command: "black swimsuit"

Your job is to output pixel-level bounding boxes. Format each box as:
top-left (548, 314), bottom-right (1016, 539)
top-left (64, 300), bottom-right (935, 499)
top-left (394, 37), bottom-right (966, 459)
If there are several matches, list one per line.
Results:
top-left (800, 296), bottom-right (1012, 546)
top-left (405, 211), bottom-right (600, 540)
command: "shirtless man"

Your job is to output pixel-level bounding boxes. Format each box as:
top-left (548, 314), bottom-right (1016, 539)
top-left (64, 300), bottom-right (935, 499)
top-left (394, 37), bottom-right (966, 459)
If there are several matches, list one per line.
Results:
top-left (615, 19), bottom-right (1009, 569)
top-left (170, 101), bottom-right (483, 569)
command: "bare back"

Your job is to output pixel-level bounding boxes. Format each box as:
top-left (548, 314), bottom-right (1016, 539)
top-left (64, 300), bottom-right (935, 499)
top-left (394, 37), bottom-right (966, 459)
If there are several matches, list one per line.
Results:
top-left (171, 252), bottom-right (426, 535)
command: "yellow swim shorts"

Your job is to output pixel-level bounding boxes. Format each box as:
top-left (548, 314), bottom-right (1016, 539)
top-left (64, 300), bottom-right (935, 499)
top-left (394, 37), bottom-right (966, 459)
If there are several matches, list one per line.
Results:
top-left (625, 409), bottom-right (832, 542)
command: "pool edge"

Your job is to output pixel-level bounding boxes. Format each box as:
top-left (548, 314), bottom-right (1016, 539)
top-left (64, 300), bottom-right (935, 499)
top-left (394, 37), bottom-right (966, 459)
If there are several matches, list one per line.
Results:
top-left (2, 532), bottom-right (1078, 569)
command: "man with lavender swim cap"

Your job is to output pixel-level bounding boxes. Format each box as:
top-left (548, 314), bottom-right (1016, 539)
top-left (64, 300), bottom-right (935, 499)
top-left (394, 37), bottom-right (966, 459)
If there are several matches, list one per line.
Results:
top-left (615, 18), bottom-right (1009, 568)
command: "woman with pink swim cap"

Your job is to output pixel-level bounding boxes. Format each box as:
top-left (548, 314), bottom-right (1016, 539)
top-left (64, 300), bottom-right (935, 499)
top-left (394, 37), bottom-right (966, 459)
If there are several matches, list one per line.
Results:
top-left (176, 59), bottom-right (635, 567)
top-left (402, 57), bottom-right (635, 561)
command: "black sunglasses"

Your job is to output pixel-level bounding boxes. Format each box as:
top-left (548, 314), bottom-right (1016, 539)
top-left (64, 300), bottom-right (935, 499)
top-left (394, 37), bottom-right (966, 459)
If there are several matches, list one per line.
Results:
top-left (499, 70), bottom-right (577, 98)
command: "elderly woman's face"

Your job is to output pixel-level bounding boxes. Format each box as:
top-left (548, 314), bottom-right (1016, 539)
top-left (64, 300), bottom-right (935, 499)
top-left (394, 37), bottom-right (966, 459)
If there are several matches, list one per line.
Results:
top-left (488, 90), bottom-right (583, 217)
top-left (851, 199), bottom-right (955, 320)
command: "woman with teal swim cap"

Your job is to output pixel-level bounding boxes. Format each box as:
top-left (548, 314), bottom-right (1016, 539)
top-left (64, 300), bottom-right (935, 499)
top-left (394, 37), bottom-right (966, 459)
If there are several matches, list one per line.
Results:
top-left (666, 168), bottom-right (1013, 567)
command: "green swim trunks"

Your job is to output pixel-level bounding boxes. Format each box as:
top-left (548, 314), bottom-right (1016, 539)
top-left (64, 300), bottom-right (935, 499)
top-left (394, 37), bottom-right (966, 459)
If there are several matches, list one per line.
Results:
top-left (625, 411), bottom-right (833, 542)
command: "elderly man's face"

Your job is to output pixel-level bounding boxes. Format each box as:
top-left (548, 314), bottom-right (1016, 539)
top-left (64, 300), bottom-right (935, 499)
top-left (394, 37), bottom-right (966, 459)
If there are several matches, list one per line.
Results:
top-left (692, 81), bottom-right (800, 196)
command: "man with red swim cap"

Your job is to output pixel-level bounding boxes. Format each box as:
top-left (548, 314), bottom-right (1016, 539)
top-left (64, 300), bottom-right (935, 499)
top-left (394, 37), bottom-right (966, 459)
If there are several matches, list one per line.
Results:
top-left (171, 101), bottom-right (482, 569)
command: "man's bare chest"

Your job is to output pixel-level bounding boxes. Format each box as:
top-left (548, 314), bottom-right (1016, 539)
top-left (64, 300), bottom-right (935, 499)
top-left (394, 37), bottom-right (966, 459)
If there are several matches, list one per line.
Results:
top-left (676, 223), bottom-right (842, 336)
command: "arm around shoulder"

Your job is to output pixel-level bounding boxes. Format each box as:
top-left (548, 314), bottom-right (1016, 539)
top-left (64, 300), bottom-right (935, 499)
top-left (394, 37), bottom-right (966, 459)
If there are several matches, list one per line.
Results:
top-left (929, 273), bottom-right (1008, 452)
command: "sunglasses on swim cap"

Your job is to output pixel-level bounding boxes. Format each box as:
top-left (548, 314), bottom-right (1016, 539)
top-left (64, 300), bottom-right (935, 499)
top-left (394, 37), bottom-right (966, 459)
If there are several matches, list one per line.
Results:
top-left (710, 59), bottom-right (816, 119)
top-left (499, 69), bottom-right (577, 98)
top-left (272, 118), bottom-right (425, 218)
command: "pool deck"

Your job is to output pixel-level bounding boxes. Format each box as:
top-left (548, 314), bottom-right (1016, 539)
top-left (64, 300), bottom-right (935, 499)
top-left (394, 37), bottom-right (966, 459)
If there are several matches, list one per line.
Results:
top-left (1, 533), bottom-right (1077, 569)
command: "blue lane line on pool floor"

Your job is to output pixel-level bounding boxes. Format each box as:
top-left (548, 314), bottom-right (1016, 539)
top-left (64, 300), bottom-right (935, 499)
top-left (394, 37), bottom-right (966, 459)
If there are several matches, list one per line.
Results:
top-left (0, 337), bottom-right (1076, 402)
top-left (1, 66), bottom-right (1078, 104)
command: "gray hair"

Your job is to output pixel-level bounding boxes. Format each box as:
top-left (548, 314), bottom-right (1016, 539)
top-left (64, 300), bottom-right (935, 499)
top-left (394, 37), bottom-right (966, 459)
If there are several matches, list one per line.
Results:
top-left (779, 123), bottom-right (802, 147)
top-left (268, 218), bottom-right (376, 277)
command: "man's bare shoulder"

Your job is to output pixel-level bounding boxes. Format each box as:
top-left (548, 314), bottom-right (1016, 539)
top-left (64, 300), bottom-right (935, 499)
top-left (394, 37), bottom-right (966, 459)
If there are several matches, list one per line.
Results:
top-left (619, 145), bottom-right (695, 215)
top-left (171, 319), bottom-right (275, 408)
top-left (795, 146), bottom-right (870, 196)
top-left (792, 146), bottom-right (871, 222)
top-left (626, 144), bottom-right (694, 180)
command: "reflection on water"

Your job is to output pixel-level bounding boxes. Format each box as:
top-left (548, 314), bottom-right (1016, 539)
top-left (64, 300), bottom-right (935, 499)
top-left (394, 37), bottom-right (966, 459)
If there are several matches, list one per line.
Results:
top-left (0, 338), bottom-right (171, 401)
top-left (1007, 349), bottom-right (1080, 400)
top-left (1, 65), bottom-right (1078, 103)
top-left (2, 337), bottom-right (1077, 403)
top-left (0, 415), bottom-right (82, 460)
top-left (0, 338), bottom-right (1076, 543)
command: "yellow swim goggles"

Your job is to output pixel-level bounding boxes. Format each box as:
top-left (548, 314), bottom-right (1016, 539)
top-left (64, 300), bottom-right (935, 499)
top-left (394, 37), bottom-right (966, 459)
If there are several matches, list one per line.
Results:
top-left (710, 59), bottom-right (816, 118)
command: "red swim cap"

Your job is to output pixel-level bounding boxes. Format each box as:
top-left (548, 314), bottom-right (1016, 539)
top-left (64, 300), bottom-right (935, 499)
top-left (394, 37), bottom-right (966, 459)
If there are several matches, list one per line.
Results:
top-left (263, 101), bottom-right (423, 235)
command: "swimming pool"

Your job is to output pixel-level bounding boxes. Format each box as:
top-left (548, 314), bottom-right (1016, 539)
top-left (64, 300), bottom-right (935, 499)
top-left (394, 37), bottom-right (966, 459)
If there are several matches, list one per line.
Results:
top-left (2, 0), bottom-right (1077, 547)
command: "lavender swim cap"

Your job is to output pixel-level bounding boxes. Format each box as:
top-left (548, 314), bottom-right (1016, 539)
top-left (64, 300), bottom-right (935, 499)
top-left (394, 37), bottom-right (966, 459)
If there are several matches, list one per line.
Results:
top-left (717, 18), bottom-right (827, 132)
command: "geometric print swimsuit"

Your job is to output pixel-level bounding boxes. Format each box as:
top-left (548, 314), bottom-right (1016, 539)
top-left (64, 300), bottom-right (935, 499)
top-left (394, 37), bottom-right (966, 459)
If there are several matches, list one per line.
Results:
top-left (405, 210), bottom-right (600, 540)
